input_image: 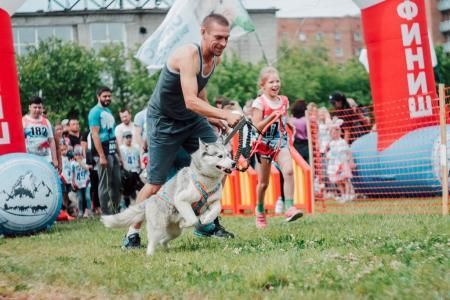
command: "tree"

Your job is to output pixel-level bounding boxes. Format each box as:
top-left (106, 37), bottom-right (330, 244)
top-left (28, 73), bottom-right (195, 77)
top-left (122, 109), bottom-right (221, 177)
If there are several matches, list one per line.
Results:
top-left (434, 45), bottom-right (450, 86)
top-left (97, 44), bottom-right (129, 112)
top-left (207, 54), bottom-right (262, 106)
top-left (125, 52), bottom-right (160, 114)
top-left (17, 39), bottom-right (101, 125)
top-left (276, 45), bottom-right (371, 107)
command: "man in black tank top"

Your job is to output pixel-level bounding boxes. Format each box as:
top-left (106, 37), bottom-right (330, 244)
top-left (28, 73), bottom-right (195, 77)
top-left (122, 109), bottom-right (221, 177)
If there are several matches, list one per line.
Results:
top-left (122, 14), bottom-right (242, 249)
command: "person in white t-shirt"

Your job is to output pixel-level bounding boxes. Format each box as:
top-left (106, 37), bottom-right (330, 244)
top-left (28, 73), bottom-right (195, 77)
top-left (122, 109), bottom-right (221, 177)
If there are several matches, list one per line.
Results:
top-left (119, 130), bottom-right (143, 208)
top-left (22, 96), bottom-right (58, 168)
top-left (114, 108), bottom-right (135, 146)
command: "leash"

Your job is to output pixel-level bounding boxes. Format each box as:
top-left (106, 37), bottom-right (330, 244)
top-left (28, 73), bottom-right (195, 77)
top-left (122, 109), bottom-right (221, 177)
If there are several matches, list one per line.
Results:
top-left (221, 111), bottom-right (288, 172)
top-left (222, 116), bottom-right (261, 172)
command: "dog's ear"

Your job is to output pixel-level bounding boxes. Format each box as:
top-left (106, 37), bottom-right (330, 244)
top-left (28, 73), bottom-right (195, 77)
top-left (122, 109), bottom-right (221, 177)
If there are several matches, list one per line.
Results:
top-left (198, 138), bottom-right (208, 151)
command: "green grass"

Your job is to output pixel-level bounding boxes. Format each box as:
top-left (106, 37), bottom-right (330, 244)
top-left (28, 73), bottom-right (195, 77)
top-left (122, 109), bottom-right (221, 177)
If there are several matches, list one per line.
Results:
top-left (1, 214), bottom-right (449, 299)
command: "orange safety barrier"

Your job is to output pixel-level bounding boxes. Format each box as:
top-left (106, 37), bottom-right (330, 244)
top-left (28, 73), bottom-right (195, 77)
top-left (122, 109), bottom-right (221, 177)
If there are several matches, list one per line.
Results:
top-left (221, 127), bottom-right (313, 214)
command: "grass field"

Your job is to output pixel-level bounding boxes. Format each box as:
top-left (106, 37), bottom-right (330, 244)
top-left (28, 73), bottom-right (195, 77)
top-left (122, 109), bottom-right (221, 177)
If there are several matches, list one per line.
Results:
top-left (1, 214), bottom-right (449, 299)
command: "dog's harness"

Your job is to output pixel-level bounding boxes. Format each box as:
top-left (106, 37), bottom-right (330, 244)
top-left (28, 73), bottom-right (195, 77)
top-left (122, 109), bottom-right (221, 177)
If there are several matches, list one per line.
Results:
top-left (190, 173), bottom-right (221, 215)
top-left (156, 173), bottom-right (220, 216)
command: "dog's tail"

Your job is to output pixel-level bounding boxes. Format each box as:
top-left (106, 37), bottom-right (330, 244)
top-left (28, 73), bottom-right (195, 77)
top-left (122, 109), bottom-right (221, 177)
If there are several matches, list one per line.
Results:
top-left (101, 202), bottom-right (146, 228)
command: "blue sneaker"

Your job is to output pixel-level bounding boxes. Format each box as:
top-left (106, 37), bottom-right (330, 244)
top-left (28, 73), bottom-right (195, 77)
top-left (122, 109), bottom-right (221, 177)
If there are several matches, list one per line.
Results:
top-left (193, 220), bottom-right (235, 239)
top-left (122, 233), bottom-right (141, 250)
top-left (193, 222), bottom-right (216, 237)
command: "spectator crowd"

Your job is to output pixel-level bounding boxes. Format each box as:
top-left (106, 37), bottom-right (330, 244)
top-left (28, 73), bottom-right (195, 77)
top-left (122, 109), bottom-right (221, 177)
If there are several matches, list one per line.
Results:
top-left (22, 87), bottom-right (372, 220)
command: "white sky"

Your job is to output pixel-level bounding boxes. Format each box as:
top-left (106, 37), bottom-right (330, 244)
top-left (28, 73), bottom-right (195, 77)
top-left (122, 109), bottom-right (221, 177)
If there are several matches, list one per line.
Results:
top-left (243, 0), bottom-right (360, 17)
top-left (14, 0), bottom-right (361, 17)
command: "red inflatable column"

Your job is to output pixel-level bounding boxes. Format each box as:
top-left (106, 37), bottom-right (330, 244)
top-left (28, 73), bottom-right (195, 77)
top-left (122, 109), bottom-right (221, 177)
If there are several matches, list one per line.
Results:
top-left (355, 0), bottom-right (438, 150)
top-left (0, 8), bottom-right (25, 154)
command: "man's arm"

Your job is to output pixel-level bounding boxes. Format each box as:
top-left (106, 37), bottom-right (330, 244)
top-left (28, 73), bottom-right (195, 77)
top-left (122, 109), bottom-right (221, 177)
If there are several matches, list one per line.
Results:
top-left (114, 126), bottom-right (123, 146)
top-left (178, 49), bottom-right (240, 127)
top-left (252, 108), bottom-right (280, 133)
top-left (198, 88), bottom-right (228, 132)
top-left (49, 137), bottom-right (58, 168)
top-left (133, 125), bottom-right (143, 149)
top-left (90, 126), bottom-right (107, 166)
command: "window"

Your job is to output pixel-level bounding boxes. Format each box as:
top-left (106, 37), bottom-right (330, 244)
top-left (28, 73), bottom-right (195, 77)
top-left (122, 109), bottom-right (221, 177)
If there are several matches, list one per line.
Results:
top-left (315, 32), bottom-right (323, 41)
top-left (298, 32), bottom-right (307, 42)
top-left (335, 32), bottom-right (341, 40)
top-left (353, 31), bottom-right (362, 41)
top-left (335, 47), bottom-right (344, 57)
top-left (13, 26), bottom-right (73, 55)
top-left (90, 23), bottom-right (126, 51)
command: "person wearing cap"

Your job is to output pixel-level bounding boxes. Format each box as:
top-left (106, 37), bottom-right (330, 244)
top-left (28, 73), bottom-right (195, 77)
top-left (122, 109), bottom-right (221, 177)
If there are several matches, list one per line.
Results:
top-left (119, 130), bottom-right (142, 208)
top-left (329, 92), bottom-right (370, 144)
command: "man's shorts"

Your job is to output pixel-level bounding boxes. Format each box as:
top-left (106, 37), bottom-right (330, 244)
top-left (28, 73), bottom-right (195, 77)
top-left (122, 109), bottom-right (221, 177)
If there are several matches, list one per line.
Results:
top-left (146, 115), bottom-right (217, 185)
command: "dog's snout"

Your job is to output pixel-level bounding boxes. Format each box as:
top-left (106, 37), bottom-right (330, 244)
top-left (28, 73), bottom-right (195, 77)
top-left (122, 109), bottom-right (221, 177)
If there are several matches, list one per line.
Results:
top-left (231, 161), bottom-right (236, 169)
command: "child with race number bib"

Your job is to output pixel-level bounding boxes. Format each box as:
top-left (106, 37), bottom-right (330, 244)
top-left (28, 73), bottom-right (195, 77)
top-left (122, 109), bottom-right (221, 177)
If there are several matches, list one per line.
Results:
top-left (252, 66), bottom-right (303, 229)
top-left (71, 145), bottom-right (93, 218)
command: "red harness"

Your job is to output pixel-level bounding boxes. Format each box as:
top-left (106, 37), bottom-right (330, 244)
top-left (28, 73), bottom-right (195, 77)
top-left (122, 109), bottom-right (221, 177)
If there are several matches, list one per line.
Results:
top-left (252, 95), bottom-right (289, 160)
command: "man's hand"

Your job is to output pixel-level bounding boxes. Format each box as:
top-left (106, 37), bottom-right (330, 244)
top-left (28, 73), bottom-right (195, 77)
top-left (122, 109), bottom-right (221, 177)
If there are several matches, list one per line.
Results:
top-left (208, 117), bottom-right (228, 133)
top-left (225, 111), bottom-right (242, 128)
top-left (52, 159), bottom-right (58, 169)
top-left (99, 155), bottom-right (108, 167)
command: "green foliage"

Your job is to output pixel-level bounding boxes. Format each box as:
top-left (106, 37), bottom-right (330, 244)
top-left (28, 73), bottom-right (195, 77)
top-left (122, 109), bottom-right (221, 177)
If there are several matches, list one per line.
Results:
top-left (17, 39), bottom-right (101, 124)
top-left (17, 40), bottom-right (156, 127)
top-left (17, 40), bottom-right (373, 126)
top-left (0, 214), bottom-right (449, 298)
top-left (97, 44), bottom-right (130, 111)
top-left (207, 54), bottom-right (262, 106)
top-left (96, 45), bottom-right (159, 115)
top-left (125, 52), bottom-right (160, 113)
top-left (434, 45), bottom-right (450, 86)
top-left (276, 45), bottom-right (371, 107)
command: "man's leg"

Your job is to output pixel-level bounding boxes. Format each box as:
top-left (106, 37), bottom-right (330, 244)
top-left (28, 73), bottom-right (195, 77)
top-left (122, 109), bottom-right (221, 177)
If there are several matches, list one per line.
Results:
top-left (123, 116), bottom-right (183, 249)
top-left (184, 118), bottom-right (234, 238)
top-left (110, 155), bottom-right (122, 214)
top-left (97, 162), bottom-right (111, 215)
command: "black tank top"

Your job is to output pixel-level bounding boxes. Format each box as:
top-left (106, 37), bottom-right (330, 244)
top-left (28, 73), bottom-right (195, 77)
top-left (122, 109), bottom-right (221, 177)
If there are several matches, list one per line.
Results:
top-left (148, 44), bottom-right (216, 120)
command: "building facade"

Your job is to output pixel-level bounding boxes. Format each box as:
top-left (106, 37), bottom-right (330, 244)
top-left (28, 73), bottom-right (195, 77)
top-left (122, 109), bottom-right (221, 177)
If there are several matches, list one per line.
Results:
top-left (436, 0), bottom-right (450, 51)
top-left (11, 8), bottom-right (278, 64)
top-left (277, 16), bottom-right (364, 64)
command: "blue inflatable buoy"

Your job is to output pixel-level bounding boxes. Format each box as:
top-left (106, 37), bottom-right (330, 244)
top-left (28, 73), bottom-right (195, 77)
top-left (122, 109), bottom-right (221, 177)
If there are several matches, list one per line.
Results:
top-left (0, 153), bottom-right (62, 236)
top-left (351, 125), bottom-right (449, 197)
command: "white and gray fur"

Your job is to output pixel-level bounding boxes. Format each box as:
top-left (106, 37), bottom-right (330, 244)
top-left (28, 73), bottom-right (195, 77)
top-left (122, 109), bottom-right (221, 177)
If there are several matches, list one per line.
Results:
top-left (101, 139), bottom-right (235, 255)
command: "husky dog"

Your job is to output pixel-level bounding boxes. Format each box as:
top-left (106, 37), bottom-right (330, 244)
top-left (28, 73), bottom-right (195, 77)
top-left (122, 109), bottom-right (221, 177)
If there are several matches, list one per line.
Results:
top-left (101, 139), bottom-right (235, 255)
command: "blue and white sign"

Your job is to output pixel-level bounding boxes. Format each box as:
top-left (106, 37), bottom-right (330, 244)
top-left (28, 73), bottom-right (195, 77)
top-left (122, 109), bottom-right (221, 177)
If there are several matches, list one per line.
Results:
top-left (0, 153), bottom-right (61, 236)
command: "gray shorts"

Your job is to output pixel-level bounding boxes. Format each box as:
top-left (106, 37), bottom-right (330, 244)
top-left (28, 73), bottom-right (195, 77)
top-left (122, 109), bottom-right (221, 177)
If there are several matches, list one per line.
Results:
top-left (146, 115), bottom-right (216, 184)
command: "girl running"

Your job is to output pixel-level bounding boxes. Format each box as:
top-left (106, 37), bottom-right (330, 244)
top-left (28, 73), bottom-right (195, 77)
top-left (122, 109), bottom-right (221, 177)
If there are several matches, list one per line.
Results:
top-left (252, 66), bottom-right (303, 228)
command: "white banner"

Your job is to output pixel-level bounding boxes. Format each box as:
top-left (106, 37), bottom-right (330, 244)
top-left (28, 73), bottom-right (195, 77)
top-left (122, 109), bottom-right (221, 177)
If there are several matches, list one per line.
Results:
top-left (135, 0), bottom-right (255, 75)
top-left (0, 0), bottom-right (27, 15)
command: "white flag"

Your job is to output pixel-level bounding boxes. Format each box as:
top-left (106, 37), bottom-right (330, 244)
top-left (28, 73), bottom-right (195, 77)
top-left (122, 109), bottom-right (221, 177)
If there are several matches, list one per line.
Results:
top-left (135, 0), bottom-right (255, 75)
top-left (0, 0), bottom-right (27, 15)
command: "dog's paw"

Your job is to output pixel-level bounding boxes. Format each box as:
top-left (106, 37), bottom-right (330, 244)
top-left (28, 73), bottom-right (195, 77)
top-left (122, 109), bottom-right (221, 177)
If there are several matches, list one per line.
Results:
top-left (179, 219), bottom-right (197, 229)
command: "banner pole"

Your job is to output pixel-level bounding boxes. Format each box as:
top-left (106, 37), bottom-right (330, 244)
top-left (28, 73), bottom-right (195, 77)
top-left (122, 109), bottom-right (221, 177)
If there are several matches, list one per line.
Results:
top-left (438, 83), bottom-right (448, 216)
